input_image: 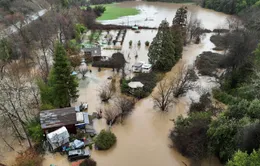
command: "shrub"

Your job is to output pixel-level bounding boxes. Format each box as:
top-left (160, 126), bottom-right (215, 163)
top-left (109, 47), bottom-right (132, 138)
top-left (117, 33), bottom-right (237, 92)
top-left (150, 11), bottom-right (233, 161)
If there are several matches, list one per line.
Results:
top-left (212, 89), bottom-right (238, 105)
top-left (79, 158), bottom-right (97, 166)
top-left (14, 148), bottom-right (43, 166)
top-left (137, 40), bottom-right (141, 46)
top-left (195, 51), bottom-right (224, 76)
top-left (129, 40), bottom-right (132, 47)
top-left (95, 130), bottom-right (117, 150)
top-left (145, 41), bottom-right (150, 46)
top-left (170, 112), bottom-right (211, 160)
top-left (26, 118), bottom-right (44, 144)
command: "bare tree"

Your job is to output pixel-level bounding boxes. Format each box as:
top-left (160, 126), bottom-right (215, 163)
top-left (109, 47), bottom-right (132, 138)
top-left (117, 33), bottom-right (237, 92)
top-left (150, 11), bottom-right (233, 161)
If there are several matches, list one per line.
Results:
top-left (186, 13), bottom-right (203, 43)
top-left (152, 79), bottom-right (174, 112)
top-left (98, 81), bottom-right (115, 102)
top-left (226, 16), bottom-right (243, 31)
top-left (171, 65), bottom-right (197, 98)
top-left (114, 96), bottom-right (135, 120)
top-left (103, 107), bottom-right (120, 126)
top-left (0, 62), bottom-right (41, 148)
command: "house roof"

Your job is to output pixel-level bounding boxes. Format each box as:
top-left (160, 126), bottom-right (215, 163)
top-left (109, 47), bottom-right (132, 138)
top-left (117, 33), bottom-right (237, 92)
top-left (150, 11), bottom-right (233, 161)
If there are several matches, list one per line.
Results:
top-left (40, 107), bottom-right (77, 129)
top-left (133, 62), bottom-right (143, 67)
top-left (128, 81), bottom-right (144, 89)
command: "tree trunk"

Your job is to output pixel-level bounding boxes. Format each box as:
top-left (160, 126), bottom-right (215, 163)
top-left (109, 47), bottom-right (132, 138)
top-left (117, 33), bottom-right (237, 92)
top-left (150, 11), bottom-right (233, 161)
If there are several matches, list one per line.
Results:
top-left (9, 97), bottom-right (32, 148)
top-left (1, 136), bottom-right (15, 151)
top-left (7, 113), bottom-right (24, 142)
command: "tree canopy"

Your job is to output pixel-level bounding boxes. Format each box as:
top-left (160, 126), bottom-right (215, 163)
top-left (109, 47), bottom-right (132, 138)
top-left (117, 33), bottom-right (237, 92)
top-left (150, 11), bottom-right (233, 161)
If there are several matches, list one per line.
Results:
top-left (148, 20), bottom-right (176, 71)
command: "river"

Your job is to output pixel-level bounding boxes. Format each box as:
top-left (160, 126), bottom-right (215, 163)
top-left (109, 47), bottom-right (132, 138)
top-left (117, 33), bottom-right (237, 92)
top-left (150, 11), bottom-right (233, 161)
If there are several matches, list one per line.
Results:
top-left (2, 1), bottom-right (231, 166)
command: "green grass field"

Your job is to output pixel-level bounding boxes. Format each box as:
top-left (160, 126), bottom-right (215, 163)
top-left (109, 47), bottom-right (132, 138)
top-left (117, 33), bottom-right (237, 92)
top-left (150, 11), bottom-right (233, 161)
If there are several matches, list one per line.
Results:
top-left (95, 4), bottom-right (139, 21)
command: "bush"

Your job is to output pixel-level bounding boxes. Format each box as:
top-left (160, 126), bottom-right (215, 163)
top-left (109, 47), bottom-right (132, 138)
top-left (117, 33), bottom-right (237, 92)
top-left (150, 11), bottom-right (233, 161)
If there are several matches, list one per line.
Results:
top-left (212, 89), bottom-right (239, 105)
top-left (207, 114), bottom-right (242, 162)
top-left (145, 41), bottom-right (150, 46)
top-left (40, 103), bottom-right (55, 110)
top-left (79, 158), bottom-right (97, 166)
top-left (195, 51), bottom-right (224, 76)
top-left (95, 130), bottom-right (116, 150)
top-left (129, 40), bottom-right (132, 47)
top-left (26, 118), bottom-right (44, 144)
top-left (137, 40), bottom-right (141, 46)
top-left (93, 5), bottom-right (106, 17)
top-left (170, 112), bottom-right (212, 160)
top-left (227, 149), bottom-right (260, 166)
top-left (14, 148), bottom-right (43, 166)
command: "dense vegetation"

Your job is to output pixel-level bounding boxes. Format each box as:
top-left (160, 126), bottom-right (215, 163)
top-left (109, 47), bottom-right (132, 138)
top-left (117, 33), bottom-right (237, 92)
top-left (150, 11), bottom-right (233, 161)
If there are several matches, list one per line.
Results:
top-left (148, 7), bottom-right (186, 72)
top-left (95, 130), bottom-right (117, 150)
top-left (38, 43), bottom-right (79, 109)
top-left (200, 0), bottom-right (260, 14)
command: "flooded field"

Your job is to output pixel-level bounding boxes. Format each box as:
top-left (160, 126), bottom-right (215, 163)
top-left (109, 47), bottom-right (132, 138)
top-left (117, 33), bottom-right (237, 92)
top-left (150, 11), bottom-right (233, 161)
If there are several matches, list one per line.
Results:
top-left (2, 1), bottom-right (230, 166)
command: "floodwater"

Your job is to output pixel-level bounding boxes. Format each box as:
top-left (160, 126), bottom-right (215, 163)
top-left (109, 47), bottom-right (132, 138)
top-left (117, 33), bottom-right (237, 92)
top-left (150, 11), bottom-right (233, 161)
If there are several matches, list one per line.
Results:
top-left (3, 1), bottom-right (231, 166)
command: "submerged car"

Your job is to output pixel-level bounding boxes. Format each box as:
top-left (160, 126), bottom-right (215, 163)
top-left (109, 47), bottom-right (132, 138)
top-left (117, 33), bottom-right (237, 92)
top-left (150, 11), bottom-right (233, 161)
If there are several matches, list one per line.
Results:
top-left (68, 149), bottom-right (90, 161)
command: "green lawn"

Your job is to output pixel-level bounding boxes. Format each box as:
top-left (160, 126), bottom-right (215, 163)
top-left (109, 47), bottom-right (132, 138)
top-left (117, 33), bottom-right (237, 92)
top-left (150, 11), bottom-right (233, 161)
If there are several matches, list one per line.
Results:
top-left (94, 4), bottom-right (139, 21)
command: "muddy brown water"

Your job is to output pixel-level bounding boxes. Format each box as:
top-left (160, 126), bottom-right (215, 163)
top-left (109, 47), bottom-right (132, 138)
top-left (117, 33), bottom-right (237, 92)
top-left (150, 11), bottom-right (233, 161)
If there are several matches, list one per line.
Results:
top-left (2, 1), bottom-right (230, 166)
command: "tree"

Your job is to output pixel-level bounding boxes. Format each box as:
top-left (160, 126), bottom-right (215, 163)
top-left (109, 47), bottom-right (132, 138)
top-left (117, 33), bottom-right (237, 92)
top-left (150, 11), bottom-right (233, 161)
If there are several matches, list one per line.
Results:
top-left (171, 65), bottom-right (197, 98)
top-left (172, 6), bottom-right (188, 28)
top-left (237, 122), bottom-right (260, 154)
top-left (227, 149), bottom-right (260, 166)
top-left (186, 14), bottom-right (203, 43)
top-left (148, 20), bottom-right (176, 71)
top-left (170, 112), bottom-right (211, 161)
top-left (99, 82), bottom-right (115, 102)
top-left (103, 107), bottom-right (120, 125)
top-left (95, 130), bottom-right (117, 150)
top-left (49, 42), bottom-right (79, 108)
top-left (93, 5), bottom-right (106, 17)
top-left (152, 79), bottom-right (174, 111)
top-left (114, 96), bottom-right (135, 120)
top-left (69, 55), bottom-right (82, 70)
top-left (80, 158), bottom-right (97, 166)
top-left (207, 114), bottom-right (242, 162)
top-left (0, 39), bottom-right (12, 77)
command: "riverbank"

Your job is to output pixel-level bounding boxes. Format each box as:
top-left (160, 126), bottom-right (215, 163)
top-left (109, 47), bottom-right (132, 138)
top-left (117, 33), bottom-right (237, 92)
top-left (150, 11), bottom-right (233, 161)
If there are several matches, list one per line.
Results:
top-left (95, 3), bottom-right (139, 20)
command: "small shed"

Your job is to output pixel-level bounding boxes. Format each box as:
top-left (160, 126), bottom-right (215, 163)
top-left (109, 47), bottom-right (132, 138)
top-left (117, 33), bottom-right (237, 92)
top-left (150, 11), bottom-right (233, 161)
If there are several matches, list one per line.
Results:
top-left (132, 62), bottom-right (144, 73)
top-left (128, 81), bottom-right (144, 89)
top-left (75, 112), bottom-right (90, 129)
top-left (40, 107), bottom-right (77, 134)
top-left (47, 126), bottom-right (70, 151)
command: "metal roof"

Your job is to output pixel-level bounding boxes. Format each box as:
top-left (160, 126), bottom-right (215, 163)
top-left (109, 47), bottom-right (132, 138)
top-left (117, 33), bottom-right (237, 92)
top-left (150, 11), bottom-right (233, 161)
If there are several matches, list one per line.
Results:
top-left (40, 107), bottom-right (77, 129)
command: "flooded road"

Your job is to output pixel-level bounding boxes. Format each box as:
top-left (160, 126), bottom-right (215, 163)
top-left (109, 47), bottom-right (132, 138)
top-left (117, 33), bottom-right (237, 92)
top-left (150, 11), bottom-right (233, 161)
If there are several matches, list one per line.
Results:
top-left (44, 2), bottom-right (228, 166)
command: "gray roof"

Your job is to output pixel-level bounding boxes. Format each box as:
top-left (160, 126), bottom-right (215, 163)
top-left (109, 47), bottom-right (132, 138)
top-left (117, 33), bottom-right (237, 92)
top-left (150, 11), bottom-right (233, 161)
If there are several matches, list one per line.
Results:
top-left (40, 107), bottom-right (77, 129)
top-left (82, 44), bottom-right (101, 57)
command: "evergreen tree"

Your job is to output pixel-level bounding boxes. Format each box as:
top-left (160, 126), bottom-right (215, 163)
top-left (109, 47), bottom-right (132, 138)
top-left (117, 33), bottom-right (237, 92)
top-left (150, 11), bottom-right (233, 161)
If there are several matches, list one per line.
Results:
top-left (52, 42), bottom-right (79, 108)
top-left (172, 6), bottom-right (188, 28)
top-left (172, 27), bottom-right (183, 61)
top-left (148, 20), bottom-right (176, 71)
top-left (172, 6), bottom-right (188, 46)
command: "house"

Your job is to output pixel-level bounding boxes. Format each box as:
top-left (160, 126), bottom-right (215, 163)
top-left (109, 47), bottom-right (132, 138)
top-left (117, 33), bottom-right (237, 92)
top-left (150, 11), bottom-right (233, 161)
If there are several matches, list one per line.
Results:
top-left (82, 44), bottom-right (101, 61)
top-left (47, 126), bottom-right (70, 151)
top-left (142, 64), bottom-right (152, 73)
top-left (132, 62), bottom-right (144, 73)
top-left (40, 107), bottom-right (77, 134)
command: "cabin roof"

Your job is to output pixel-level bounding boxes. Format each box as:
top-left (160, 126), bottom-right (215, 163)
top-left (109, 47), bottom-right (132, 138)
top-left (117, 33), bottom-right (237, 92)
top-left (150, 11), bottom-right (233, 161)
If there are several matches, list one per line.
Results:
top-left (40, 107), bottom-right (77, 129)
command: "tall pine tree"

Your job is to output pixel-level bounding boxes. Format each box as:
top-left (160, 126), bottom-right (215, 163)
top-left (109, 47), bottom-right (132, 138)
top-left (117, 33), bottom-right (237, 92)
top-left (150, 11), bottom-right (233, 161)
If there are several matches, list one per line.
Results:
top-left (172, 6), bottom-right (188, 28)
top-left (148, 20), bottom-right (176, 71)
top-left (52, 42), bottom-right (78, 108)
